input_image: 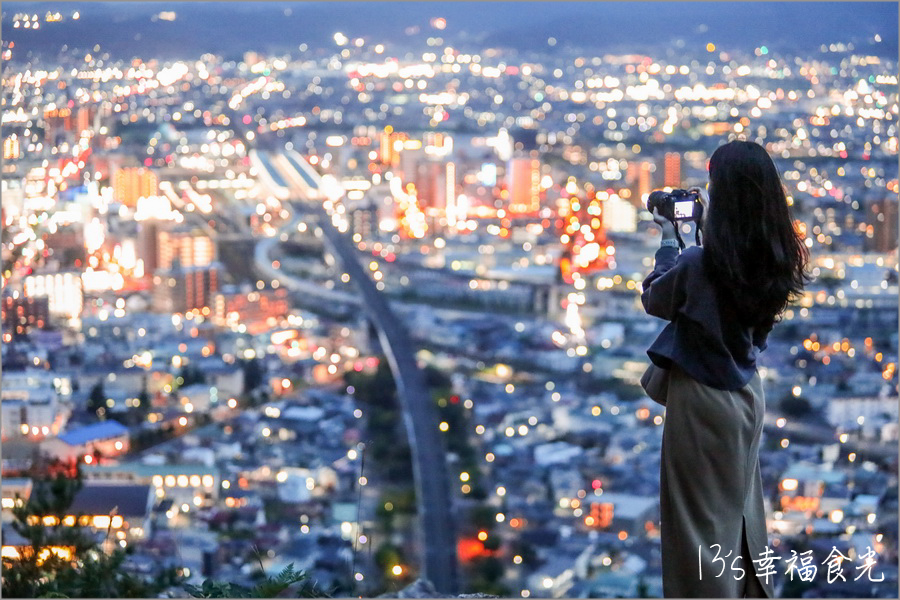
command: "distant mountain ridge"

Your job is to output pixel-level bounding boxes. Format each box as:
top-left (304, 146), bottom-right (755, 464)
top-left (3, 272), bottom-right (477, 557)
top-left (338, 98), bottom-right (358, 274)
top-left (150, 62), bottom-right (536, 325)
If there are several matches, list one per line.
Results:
top-left (2, 1), bottom-right (896, 62)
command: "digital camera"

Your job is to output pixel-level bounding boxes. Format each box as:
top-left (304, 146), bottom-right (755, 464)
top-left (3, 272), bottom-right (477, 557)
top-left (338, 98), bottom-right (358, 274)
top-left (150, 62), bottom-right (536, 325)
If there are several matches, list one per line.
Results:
top-left (646, 189), bottom-right (704, 223)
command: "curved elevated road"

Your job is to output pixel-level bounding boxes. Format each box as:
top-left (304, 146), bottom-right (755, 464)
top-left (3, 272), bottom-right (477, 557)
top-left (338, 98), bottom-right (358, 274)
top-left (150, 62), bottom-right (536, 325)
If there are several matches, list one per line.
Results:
top-left (311, 203), bottom-right (459, 594)
top-left (253, 149), bottom-right (458, 593)
top-left (253, 224), bottom-right (361, 306)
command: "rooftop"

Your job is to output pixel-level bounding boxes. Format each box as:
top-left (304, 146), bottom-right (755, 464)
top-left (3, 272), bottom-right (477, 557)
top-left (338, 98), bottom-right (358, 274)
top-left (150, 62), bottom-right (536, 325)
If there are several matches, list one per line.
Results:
top-left (58, 421), bottom-right (128, 446)
top-left (70, 483), bottom-right (152, 518)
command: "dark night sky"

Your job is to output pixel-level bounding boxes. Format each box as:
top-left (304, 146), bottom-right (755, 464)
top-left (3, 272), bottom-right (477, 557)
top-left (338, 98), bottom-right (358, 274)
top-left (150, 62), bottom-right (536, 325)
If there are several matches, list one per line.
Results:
top-left (3, 2), bottom-right (897, 62)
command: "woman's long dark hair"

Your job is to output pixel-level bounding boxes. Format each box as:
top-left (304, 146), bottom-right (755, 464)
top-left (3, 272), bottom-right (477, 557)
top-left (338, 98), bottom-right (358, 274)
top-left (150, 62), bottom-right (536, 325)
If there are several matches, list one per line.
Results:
top-left (701, 140), bottom-right (812, 330)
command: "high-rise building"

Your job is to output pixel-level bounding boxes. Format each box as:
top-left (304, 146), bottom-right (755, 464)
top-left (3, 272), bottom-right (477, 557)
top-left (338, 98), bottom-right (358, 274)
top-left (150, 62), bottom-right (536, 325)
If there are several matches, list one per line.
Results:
top-left (378, 127), bottom-right (408, 168)
top-left (158, 229), bottom-right (216, 270)
top-left (76, 107), bottom-right (93, 137)
top-left (445, 161), bottom-right (456, 216)
top-left (349, 201), bottom-right (379, 239)
top-left (137, 219), bottom-right (162, 276)
top-left (3, 134), bottom-right (20, 160)
top-left (414, 161), bottom-right (448, 211)
top-left (43, 107), bottom-right (68, 145)
top-left (626, 160), bottom-right (655, 208)
top-left (113, 168), bottom-right (158, 208)
top-left (507, 156), bottom-right (541, 215)
top-left (399, 144), bottom-right (425, 183)
top-left (23, 272), bottom-right (84, 319)
top-left (152, 263), bottom-right (221, 314)
top-left (866, 196), bottom-right (899, 253)
top-left (663, 152), bottom-right (682, 188)
top-left (2, 294), bottom-right (51, 338)
top-left (212, 286), bottom-right (289, 335)
top-left (412, 160), bottom-right (457, 233)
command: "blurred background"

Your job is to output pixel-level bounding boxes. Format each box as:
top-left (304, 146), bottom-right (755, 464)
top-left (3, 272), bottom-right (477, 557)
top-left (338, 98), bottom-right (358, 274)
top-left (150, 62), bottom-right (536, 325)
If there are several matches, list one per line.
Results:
top-left (1, 2), bottom-right (897, 598)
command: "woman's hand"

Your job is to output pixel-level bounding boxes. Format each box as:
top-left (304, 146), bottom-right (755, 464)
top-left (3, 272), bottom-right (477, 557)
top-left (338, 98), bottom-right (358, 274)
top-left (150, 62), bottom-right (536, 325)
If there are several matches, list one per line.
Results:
top-left (651, 207), bottom-right (677, 240)
top-left (688, 186), bottom-right (709, 212)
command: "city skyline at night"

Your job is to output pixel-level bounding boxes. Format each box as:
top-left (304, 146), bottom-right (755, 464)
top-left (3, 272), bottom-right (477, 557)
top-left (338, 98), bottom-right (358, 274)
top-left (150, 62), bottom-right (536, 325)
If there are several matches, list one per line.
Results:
top-left (1, 2), bottom-right (897, 598)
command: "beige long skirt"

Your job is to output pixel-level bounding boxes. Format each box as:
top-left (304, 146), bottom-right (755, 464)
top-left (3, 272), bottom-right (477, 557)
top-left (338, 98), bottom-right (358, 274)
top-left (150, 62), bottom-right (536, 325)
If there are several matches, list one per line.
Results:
top-left (659, 363), bottom-right (776, 598)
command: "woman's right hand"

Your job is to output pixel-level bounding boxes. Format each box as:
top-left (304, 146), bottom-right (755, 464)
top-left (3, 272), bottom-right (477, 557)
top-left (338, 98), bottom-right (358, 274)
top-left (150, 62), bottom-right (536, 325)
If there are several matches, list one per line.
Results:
top-left (688, 186), bottom-right (709, 212)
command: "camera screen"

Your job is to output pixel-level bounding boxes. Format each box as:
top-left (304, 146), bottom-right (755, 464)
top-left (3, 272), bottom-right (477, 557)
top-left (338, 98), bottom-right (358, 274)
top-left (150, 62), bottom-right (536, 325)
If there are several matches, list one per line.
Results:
top-left (673, 200), bottom-right (694, 219)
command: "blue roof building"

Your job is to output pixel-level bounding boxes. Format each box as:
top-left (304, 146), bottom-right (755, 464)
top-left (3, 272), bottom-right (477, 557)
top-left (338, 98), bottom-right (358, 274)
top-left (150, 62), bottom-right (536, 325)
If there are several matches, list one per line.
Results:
top-left (58, 421), bottom-right (128, 447)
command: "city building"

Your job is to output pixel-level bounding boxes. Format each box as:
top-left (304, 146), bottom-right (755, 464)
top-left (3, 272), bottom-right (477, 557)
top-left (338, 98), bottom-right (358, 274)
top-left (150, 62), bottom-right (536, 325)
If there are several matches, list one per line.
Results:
top-left (152, 262), bottom-right (221, 314)
top-left (137, 218), bottom-right (163, 276)
top-left (1, 383), bottom-right (69, 441)
top-left (866, 196), bottom-right (899, 253)
top-left (3, 134), bottom-right (20, 160)
top-left (507, 155), bottom-right (541, 215)
top-left (777, 461), bottom-right (851, 517)
top-left (113, 167), bottom-right (158, 208)
top-left (212, 286), bottom-right (288, 334)
top-left (626, 160), bottom-right (655, 207)
top-left (1, 478), bottom-right (32, 522)
top-left (2, 294), bottom-right (51, 337)
top-left (42, 420), bottom-right (130, 462)
top-left (85, 462), bottom-right (221, 505)
top-left (347, 200), bottom-right (379, 240)
top-left (158, 228), bottom-right (216, 270)
top-left (68, 482), bottom-right (153, 544)
top-left (378, 127), bottom-right (407, 168)
top-left (22, 272), bottom-right (84, 319)
top-left (662, 152), bottom-right (681, 188)
top-left (586, 493), bottom-right (658, 537)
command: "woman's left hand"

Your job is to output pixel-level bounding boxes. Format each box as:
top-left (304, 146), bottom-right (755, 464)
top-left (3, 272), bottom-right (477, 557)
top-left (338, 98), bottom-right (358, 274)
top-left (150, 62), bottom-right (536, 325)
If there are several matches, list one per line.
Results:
top-left (651, 207), bottom-right (677, 240)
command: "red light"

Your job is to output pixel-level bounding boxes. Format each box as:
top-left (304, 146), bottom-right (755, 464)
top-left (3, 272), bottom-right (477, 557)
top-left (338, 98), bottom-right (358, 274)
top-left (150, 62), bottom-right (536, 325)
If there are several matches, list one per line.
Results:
top-left (457, 538), bottom-right (485, 562)
top-left (243, 115), bottom-right (252, 125)
top-left (592, 479), bottom-right (602, 489)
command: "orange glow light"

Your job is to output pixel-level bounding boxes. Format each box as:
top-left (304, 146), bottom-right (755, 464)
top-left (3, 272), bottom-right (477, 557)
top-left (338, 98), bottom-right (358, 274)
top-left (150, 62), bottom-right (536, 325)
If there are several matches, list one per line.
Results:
top-left (457, 538), bottom-right (485, 562)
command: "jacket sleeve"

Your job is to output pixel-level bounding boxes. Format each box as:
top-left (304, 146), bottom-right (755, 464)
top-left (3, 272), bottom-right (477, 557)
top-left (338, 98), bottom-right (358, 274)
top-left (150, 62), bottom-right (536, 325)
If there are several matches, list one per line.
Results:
top-left (640, 245), bottom-right (689, 321)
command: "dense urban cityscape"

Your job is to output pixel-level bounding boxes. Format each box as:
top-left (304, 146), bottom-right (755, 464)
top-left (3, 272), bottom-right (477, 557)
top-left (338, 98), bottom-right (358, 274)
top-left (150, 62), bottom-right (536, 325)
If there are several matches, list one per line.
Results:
top-left (1, 3), bottom-right (898, 598)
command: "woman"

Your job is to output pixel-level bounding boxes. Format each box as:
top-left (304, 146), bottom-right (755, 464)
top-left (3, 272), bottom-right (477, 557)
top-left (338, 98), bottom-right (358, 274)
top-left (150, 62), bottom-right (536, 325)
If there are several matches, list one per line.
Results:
top-left (641, 140), bottom-right (811, 598)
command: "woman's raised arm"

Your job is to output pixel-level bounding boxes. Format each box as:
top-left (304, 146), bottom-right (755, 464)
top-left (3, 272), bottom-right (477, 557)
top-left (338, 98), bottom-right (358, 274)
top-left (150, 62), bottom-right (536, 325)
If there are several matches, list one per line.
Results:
top-left (640, 245), bottom-right (690, 321)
